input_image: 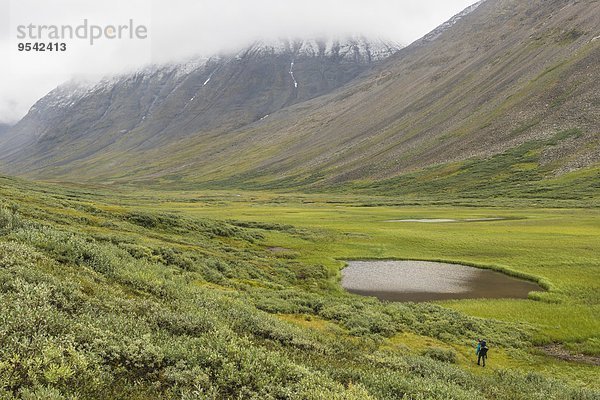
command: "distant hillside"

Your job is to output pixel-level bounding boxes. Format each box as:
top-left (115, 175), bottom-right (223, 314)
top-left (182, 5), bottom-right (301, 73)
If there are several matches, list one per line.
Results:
top-left (0, 0), bottom-right (599, 198)
top-left (0, 37), bottom-right (399, 176)
top-left (0, 124), bottom-right (11, 137)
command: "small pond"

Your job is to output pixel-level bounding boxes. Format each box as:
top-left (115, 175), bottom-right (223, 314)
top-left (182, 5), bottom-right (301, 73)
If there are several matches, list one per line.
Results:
top-left (384, 218), bottom-right (505, 223)
top-left (341, 260), bottom-right (542, 302)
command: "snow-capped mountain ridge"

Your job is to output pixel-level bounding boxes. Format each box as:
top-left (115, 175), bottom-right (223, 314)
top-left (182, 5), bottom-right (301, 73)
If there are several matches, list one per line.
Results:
top-left (29, 36), bottom-right (400, 114)
top-left (244, 36), bottom-right (401, 62)
top-left (0, 35), bottom-right (401, 169)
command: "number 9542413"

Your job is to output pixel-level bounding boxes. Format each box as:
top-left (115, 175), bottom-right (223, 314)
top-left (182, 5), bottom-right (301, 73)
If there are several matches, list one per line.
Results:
top-left (17, 42), bottom-right (67, 51)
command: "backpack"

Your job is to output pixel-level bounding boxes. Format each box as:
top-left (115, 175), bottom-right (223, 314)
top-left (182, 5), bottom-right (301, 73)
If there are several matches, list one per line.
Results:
top-left (479, 345), bottom-right (489, 356)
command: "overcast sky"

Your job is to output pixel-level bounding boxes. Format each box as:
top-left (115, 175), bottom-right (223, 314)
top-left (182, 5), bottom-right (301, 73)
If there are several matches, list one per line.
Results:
top-left (0, 0), bottom-right (478, 124)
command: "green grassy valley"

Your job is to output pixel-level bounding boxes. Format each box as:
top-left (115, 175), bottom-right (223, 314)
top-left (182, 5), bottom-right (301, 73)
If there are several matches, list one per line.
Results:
top-left (0, 176), bottom-right (598, 398)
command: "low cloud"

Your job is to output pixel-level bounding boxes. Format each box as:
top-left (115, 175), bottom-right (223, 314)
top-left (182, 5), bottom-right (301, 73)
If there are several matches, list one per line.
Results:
top-left (0, 0), bottom-right (478, 124)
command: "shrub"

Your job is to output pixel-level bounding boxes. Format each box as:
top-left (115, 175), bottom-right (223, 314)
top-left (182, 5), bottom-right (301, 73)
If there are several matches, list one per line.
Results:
top-left (422, 347), bottom-right (458, 364)
top-left (0, 205), bottom-right (22, 232)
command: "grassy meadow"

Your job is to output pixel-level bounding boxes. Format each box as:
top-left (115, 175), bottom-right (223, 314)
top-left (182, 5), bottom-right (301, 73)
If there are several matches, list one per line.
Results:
top-left (0, 176), bottom-right (598, 398)
top-left (152, 193), bottom-right (600, 346)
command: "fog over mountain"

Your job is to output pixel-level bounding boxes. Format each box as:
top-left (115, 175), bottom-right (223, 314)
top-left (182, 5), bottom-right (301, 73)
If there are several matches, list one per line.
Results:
top-left (0, 0), bottom-right (478, 123)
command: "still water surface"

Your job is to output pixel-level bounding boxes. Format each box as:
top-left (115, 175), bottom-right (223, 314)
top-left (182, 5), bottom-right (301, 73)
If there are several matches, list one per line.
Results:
top-left (342, 260), bottom-right (542, 302)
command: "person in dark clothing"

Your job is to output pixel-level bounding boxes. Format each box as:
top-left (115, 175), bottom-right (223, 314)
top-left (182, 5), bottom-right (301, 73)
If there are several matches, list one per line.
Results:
top-left (477, 339), bottom-right (489, 366)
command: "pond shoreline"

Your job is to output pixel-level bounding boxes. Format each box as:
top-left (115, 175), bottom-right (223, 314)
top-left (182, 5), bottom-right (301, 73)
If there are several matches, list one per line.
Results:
top-left (341, 260), bottom-right (544, 302)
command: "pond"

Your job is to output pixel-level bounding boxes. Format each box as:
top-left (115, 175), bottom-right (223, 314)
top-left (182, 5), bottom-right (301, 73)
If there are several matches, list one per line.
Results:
top-left (341, 260), bottom-right (542, 302)
top-left (384, 218), bottom-right (505, 223)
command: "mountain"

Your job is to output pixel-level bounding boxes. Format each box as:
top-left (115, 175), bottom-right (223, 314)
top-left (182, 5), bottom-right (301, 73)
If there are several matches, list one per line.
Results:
top-left (1, 0), bottom-right (599, 198)
top-left (0, 37), bottom-right (399, 175)
top-left (0, 124), bottom-right (11, 137)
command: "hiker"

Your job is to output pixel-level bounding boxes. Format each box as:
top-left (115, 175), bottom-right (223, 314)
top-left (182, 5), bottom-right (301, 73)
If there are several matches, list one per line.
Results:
top-left (477, 339), bottom-right (489, 366)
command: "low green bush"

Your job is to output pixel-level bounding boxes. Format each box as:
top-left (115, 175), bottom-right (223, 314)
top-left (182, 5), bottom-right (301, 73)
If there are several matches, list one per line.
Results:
top-left (422, 347), bottom-right (458, 364)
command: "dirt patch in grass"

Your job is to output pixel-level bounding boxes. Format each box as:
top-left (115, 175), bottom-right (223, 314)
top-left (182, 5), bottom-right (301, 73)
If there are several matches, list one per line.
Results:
top-left (540, 344), bottom-right (600, 366)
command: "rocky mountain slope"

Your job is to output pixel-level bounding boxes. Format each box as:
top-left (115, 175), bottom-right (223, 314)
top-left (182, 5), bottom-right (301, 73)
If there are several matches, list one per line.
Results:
top-left (0, 37), bottom-right (399, 175)
top-left (0, 124), bottom-right (10, 138)
top-left (0, 0), bottom-right (598, 195)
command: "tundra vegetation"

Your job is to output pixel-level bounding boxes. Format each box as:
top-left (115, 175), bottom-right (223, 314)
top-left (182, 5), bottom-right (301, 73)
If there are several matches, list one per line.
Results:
top-left (0, 175), bottom-right (598, 399)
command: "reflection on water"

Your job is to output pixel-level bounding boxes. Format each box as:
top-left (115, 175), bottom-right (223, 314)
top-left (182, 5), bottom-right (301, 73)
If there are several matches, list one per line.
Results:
top-left (341, 260), bottom-right (542, 302)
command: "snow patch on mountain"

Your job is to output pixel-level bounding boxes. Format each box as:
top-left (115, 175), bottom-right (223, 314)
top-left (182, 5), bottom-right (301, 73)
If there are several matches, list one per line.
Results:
top-left (246, 36), bottom-right (401, 62)
top-left (420, 0), bottom-right (487, 43)
top-left (289, 61), bottom-right (298, 88)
